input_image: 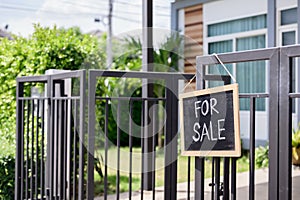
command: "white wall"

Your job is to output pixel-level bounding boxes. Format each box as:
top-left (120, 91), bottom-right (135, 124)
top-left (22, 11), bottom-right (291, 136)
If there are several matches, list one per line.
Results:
top-left (278, 0), bottom-right (297, 10)
top-left (203, 0), bottom-right (267, 25)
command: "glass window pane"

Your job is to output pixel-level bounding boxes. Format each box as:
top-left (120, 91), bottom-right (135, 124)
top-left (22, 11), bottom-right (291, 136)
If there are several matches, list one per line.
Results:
top-left (236, 35), bottom-right (266, 111)
top-left (281, 8), bottom-right (297, 26)
top-left (208, 40), bottom-right (233, 87)
top-left (208, 15), bottom-right (266, 37)
top-left (282, 31), bottom-right (296, 46)
top-left (236, 35), bottom-right (265, 51)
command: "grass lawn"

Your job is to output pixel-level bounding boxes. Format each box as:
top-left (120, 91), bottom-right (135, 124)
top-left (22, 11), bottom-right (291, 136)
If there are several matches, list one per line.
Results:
top-left (94, 147), bottom-right (251, 196)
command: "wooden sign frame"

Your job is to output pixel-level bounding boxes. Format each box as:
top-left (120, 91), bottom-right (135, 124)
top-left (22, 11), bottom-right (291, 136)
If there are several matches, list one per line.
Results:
top-left (179, 84), bottom-right (241, 157)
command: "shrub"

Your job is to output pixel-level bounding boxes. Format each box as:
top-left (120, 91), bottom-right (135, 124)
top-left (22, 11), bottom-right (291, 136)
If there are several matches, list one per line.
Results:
top-left (292, 124), bottom-right (300, 148)
top-left (255, 145), bottom-right (269, 168)
top-left (0, 155), bottom-right (15, 200)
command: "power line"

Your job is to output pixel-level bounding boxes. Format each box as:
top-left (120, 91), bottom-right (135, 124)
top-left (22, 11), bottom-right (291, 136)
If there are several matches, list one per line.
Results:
top-left (115, 0), bottom-right (170, 9)
top-left (114, 0), bottom-right (140, 8)
top-left (113, 15), bottom-right (140, 23)
top-left (61, 0), bottom-right (108, 11)
top-left (61, 0), bottom-right (168, 17)
top-left (0, 4), bottom-right (105, 16)
top-left (0, 4), bottom-right (144, 22)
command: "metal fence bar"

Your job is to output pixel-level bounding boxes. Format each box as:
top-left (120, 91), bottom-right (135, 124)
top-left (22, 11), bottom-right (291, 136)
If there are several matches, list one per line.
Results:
top-left (62, 99), bottom-right (67, 199)
top-left (30, 98), bottom-right (34, 199)
top-left (73, 100), bottom-right (78, 200)
top-left (46, 76), bottom-right (51, 199)
top-left (195, 59), bottom-right (205, 200)
top-left (104, 99), bottom-right (109, 200)
top-left (87, 71), bottom-right (96, 199)
top-left (88, 69), bottom-right (194, 80)
top-left (188, 157), bottom-right (191, 199)
top-left (152, 100), bottom-right (157, 200)
top-left (41, 99), bottom-right (45, 199)
top-left (164, 77), bottom-right (178, 200)
top-left (195, 158), bottom-right (205, 200)
top-left (59, 98), bottom-right (64, 199)
top-left (141, 100), bottom-right (145, 200)
top-left (116, 101), bottom-right (121, 200)
top-left (15, 81), bottom-right (24, 200)
top-left (63, 99), bottom-right (68, 200)
top-left (278, 47), bottom-right (293, 200)
top-left (26, 100), bottom-right (30, 200)
top-left (20, 98), bottom-right (25, 200)
top-left (211, 158), bottom-right (215, 200)
top-left (35, 99), bottom-right (40, 199)
top-left (223, 77), bottom-right (231, 200)
top-left (78, 70), bottom-right (86, 199)
top-left (231, 158), bottom-right (237, 200)
top-left (49, 82), bottom-right (55, 200)
top-left (268, 48), bottom-right (280, 200)
top-left (249, 97), bottom-right (256, 200)
top-left (214, 158), bottom-right (221, 200)
top-left (67, 99), bottom-right (72, 200)
top-left (223, 158), bottom-right (230, 200)
top-left (129, 100), bottom-right (133, 200)
top-left (55, 98), bottom-right (59, 199)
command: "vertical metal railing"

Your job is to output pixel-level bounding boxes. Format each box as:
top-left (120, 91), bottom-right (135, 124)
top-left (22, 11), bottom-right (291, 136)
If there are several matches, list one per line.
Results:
top-left (87, 70), bottom-right (194, 200)
top-left (15, 75), bottom-right (49, 200)
top-left (15, 70), bottom-right (85, 200)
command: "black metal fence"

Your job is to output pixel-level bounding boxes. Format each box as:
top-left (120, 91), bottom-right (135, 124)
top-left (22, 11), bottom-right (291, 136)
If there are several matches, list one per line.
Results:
top-left (15, 71), bottom-right (86, 200)
top-left (15, 45), bottom-right (300, 200)
top-left (86, 70), bottom-right (194, 200)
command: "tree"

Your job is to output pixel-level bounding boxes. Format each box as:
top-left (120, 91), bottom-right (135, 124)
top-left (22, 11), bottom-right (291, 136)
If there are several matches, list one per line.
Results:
top-left (0, 24), bottom-right (105, 155)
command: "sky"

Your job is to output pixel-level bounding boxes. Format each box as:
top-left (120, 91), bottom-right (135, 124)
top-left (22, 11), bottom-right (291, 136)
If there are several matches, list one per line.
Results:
top-left (0, 0), bottom-right (173, 37)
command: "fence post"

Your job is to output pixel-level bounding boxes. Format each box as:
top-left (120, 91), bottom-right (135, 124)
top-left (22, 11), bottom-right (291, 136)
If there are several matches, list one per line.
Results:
top-left (164, 77), bottom-right (178, 200)
top-left (15, 81), bottom-right (24, 200)
top-left (277, 47), bottom-right (292, 200)
top-left (268, 48), bottom-right (280, 200)
top-left (142, 0), bottom-right (154, 191)
top-left (87, 71), bottom-right (96, 200)
top-left (194, 56), bottom-right (205, 200)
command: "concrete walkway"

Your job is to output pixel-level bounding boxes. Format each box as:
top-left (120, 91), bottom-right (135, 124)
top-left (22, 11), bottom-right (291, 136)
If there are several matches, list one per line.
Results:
top-left (95, 167), bottom-right (300, 200)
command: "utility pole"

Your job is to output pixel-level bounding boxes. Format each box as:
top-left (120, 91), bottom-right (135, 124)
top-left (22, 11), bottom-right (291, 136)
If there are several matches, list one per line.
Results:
top-left (107, 0), bottom-right (113, 69)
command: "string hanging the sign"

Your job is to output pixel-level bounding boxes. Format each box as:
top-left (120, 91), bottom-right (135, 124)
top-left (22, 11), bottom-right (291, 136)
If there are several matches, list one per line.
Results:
top-left (181, 53), bottom-right (236, 93)
top-left (213, 53), bottom-right (237, 83)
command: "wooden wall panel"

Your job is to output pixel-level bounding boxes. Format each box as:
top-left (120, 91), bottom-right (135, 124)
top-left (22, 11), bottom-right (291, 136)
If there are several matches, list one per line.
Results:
top-left (184, 4), bottom-right (203, 91)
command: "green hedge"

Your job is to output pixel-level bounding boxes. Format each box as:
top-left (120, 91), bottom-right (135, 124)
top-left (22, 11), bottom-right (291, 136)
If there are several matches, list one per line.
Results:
top-left (0, 155), bottom-right (15, 200)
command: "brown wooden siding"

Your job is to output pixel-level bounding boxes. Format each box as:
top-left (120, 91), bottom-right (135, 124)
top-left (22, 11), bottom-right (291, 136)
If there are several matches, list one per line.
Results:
top-left (184, 4), bottom-right (203, 91)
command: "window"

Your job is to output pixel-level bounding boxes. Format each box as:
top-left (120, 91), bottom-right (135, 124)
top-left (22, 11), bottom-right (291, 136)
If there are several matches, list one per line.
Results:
top-left (236, 35), bottom-right (266, 111)
top-left (281, 8), bottom-right (297, 26)
top-left (208, 14), bottom-right (266, 37)
top-left (282, 31), bottom-right (296, 45)
top-left (207, 15), bottom-right (267, 111)
top-left (208, 40), bottom-right (233, 87)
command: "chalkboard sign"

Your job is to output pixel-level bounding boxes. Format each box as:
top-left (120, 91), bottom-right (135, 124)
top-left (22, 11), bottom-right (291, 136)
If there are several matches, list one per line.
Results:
top-left (179, 84), bottom-right (241, 157)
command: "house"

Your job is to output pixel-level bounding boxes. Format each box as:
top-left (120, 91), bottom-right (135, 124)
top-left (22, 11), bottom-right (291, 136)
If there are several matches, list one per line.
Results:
top-left (171, 0), bottom-right (300, 148)
top-left (0, 28), bottom-right (12, 40)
